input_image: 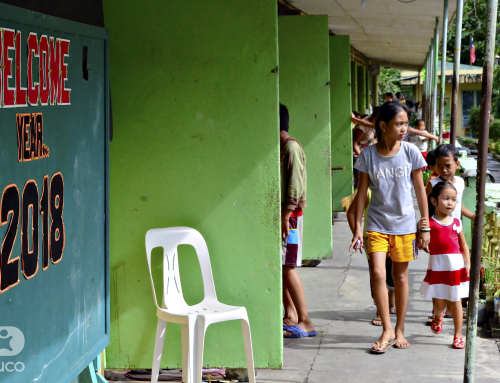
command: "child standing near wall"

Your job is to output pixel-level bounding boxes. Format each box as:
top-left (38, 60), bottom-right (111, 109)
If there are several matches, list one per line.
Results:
top-left (420, 182), bottom-right (470, 348)
top-left (350, 101), bottom-right (430, 353)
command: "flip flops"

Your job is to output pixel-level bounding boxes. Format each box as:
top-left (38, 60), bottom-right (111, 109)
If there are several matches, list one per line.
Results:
top-left (371, 318), bottom-right (383, 326)
top-left (452, 337), bottom-right (465, 349)
top-left (393, 339), bottom-right (411, 349)
top-left (283, 325), bottom-right (317, 338)
top-left (371, 341), bottom-right (391, 354)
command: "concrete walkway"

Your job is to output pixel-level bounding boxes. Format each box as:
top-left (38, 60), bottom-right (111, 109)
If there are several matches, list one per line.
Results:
top-left (257, 213), bottom-right (500, 383)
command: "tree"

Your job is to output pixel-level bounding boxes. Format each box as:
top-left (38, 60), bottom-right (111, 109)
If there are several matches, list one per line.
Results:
top-left (377, 68), bottom-right (401, 103)
top-left (447, 0), bottom-right (500, 68)
top-left (447, 0), bottom-right (500, 118)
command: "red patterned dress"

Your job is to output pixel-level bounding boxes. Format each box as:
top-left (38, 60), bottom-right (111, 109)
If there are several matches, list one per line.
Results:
top-left (419, 217), bottom-right (470, 302)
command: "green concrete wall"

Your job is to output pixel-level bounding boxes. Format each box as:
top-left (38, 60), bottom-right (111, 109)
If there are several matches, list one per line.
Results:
top-left (103, 0), bottom-right (282, 369)
top-left (351, 61), bottom-right (358, 113)
top-left (365, 66), bottom-right (370, 110)
top-left (330, 37), bottom-right (353, 211)
top-left (278, 15), bottom-right (332, 260)
top-left (357, 66), bottom-right (366, 113)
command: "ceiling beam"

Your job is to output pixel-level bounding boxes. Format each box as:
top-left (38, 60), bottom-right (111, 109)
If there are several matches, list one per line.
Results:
top-left (369, 60), bottom-right (422, 71)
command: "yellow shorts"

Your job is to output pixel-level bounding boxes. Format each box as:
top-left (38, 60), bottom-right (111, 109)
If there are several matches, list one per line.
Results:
top-left (366, 231), bottom-right (418, 262)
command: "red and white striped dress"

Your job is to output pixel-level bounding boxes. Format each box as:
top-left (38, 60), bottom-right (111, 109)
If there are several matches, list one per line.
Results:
top-left (419, 217), bottom-right (470, 302)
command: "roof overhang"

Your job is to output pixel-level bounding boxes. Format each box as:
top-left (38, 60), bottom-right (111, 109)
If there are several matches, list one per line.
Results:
top-left (287, 0), bottom-right (457, 68)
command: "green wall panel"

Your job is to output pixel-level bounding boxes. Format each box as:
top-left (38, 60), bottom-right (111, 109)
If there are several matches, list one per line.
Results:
top-left (351, 61), bottom-right (358, 113)
top-left (103, 0), bottom-right (281, 369)
top-left (365, 66), bottom-right (371, 111)
top-left (330, 37), bottom-right (353, 211)
top-left (278, 15), bottom-right (332, 260)
top-left (357, 66), bottom-right (366, 113)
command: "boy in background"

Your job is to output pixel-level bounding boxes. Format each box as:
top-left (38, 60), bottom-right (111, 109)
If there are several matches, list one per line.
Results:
top-left (425, 150), bottom-right (439, 185)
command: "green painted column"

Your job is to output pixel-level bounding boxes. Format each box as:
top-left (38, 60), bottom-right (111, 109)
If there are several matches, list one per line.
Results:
top-left (103, 0), bottom-right (282, 369)
top-left (357, 65), bottom-right (367, 113)
top-left (330, 36), bottom-right (353, 211)
top-left (351, 61), bottom-right (358, 112)
top-left (278, 15), bottom-right (332, 260)
top-left (365, 66), bottom-right (371, 111)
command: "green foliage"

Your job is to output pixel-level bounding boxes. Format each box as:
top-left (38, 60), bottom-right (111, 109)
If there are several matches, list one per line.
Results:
top-left (447, 1), bottom-right (500, 119)
top-left (490, 121), bottom-right (500, 141)
top-left (467, 105), bottom-right (481, 138)
top-left (447, 0), bottom-right (500, 68)
top-left (467, 105), bottom-right (500, 140)
top-left (492, 66), bottom-right (500, 119)
top-left (461, 137), bottom-right (474, 146)
top-left (377, 68), bottom-right (401, 103)
top-left (494, 140), bottom-right (500, 155)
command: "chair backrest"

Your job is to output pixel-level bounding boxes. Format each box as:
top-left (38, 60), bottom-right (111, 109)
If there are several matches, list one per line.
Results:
top-left (145, 227), bottom-right (217, 311)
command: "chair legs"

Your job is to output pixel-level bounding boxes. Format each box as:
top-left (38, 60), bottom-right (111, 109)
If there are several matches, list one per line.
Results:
top-left (181, 324), bottom-right (190, 383)
top-left (192, 318), bottom-right (206, 383)
top-left (241, 318), bottom-right (256, 383)
top-left (154, 316), bottom-right (255, 383)
top-left (151, 319), bottom-right (167, 383)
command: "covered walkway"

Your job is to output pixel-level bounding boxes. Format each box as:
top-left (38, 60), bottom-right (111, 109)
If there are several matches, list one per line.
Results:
top-left (258, 214), bottom-right (500, 383)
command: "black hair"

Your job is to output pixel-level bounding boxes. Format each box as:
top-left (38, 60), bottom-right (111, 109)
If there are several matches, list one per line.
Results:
top-left (416, 101), bottom-right (421, 109)
top-left (352, 111), bottom-right (361, 118)
top-left (375, 101), bottom-right (409, 141)
top-left (426, 150), bottom-right (436, 167)
top-left (385, 92), bottom-right (394, 99)
top-left (280, 103), bottom-right (289, 132)
top-left (361, 114), bottom-right (369, 119)
top-left (396, 92), bottom-right (403, 99)
top-left (371, 106), bottom-right (379, 120)
top-left (434, 144), bottom-right (459, 162)
top-left (415, 119), bottom-right (424, 127)
top-left (428, 181), bottom-right (457, 217)
top-left (405, 99), bottom-right (414, 109)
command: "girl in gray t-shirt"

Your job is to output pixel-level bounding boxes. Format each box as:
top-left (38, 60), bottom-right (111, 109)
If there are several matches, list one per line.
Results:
top-left (349, 101), bottom-right (430, 354)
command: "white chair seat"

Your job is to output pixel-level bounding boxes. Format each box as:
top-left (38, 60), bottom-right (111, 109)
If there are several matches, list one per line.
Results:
top-left (145, 227), bottom-right (256, 383)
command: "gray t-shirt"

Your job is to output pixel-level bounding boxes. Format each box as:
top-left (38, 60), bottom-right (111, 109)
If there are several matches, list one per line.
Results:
top-left (354, 141), bottom-right (427, 235)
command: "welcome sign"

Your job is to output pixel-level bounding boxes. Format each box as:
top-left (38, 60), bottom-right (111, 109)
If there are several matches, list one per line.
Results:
top-left (0, 4), bottom-right (109, 383)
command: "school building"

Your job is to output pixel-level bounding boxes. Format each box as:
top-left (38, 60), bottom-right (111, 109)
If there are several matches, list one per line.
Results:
top-left (0, 0), bottom-right (464, 380)
top-left (400, 61), bottom-right (483, 136)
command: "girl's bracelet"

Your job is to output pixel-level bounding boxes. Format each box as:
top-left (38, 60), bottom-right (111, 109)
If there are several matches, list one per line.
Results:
top-left (420, 228), bottom-right (431, 232)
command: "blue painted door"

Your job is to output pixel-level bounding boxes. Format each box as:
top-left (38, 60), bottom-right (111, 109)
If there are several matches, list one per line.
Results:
top-left (0, 5), bottom-right (109, 382)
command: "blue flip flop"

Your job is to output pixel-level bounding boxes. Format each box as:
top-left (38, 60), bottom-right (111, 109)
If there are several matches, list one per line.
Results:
top-left (283, 325), bottom-right (317, 338)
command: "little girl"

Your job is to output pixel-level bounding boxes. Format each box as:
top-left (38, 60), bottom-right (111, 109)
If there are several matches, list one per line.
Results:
top-left (350, 101), bottom-right (430, 353)
top-left (419, 181), bottom-right (471, 349)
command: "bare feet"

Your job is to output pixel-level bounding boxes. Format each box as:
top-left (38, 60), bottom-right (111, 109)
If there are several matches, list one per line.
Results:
top-left (372, 329), bottom-right (395, 351)
top-left (283, 320), bottom-right (315, 336)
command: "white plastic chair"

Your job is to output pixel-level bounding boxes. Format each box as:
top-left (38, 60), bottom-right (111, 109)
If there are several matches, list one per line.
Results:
top-left (145, 227), bottom-right (256, 383)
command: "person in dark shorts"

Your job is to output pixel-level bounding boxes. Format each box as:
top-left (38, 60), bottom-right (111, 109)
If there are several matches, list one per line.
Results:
top-left (280, 104), bottom-right (316, 339)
